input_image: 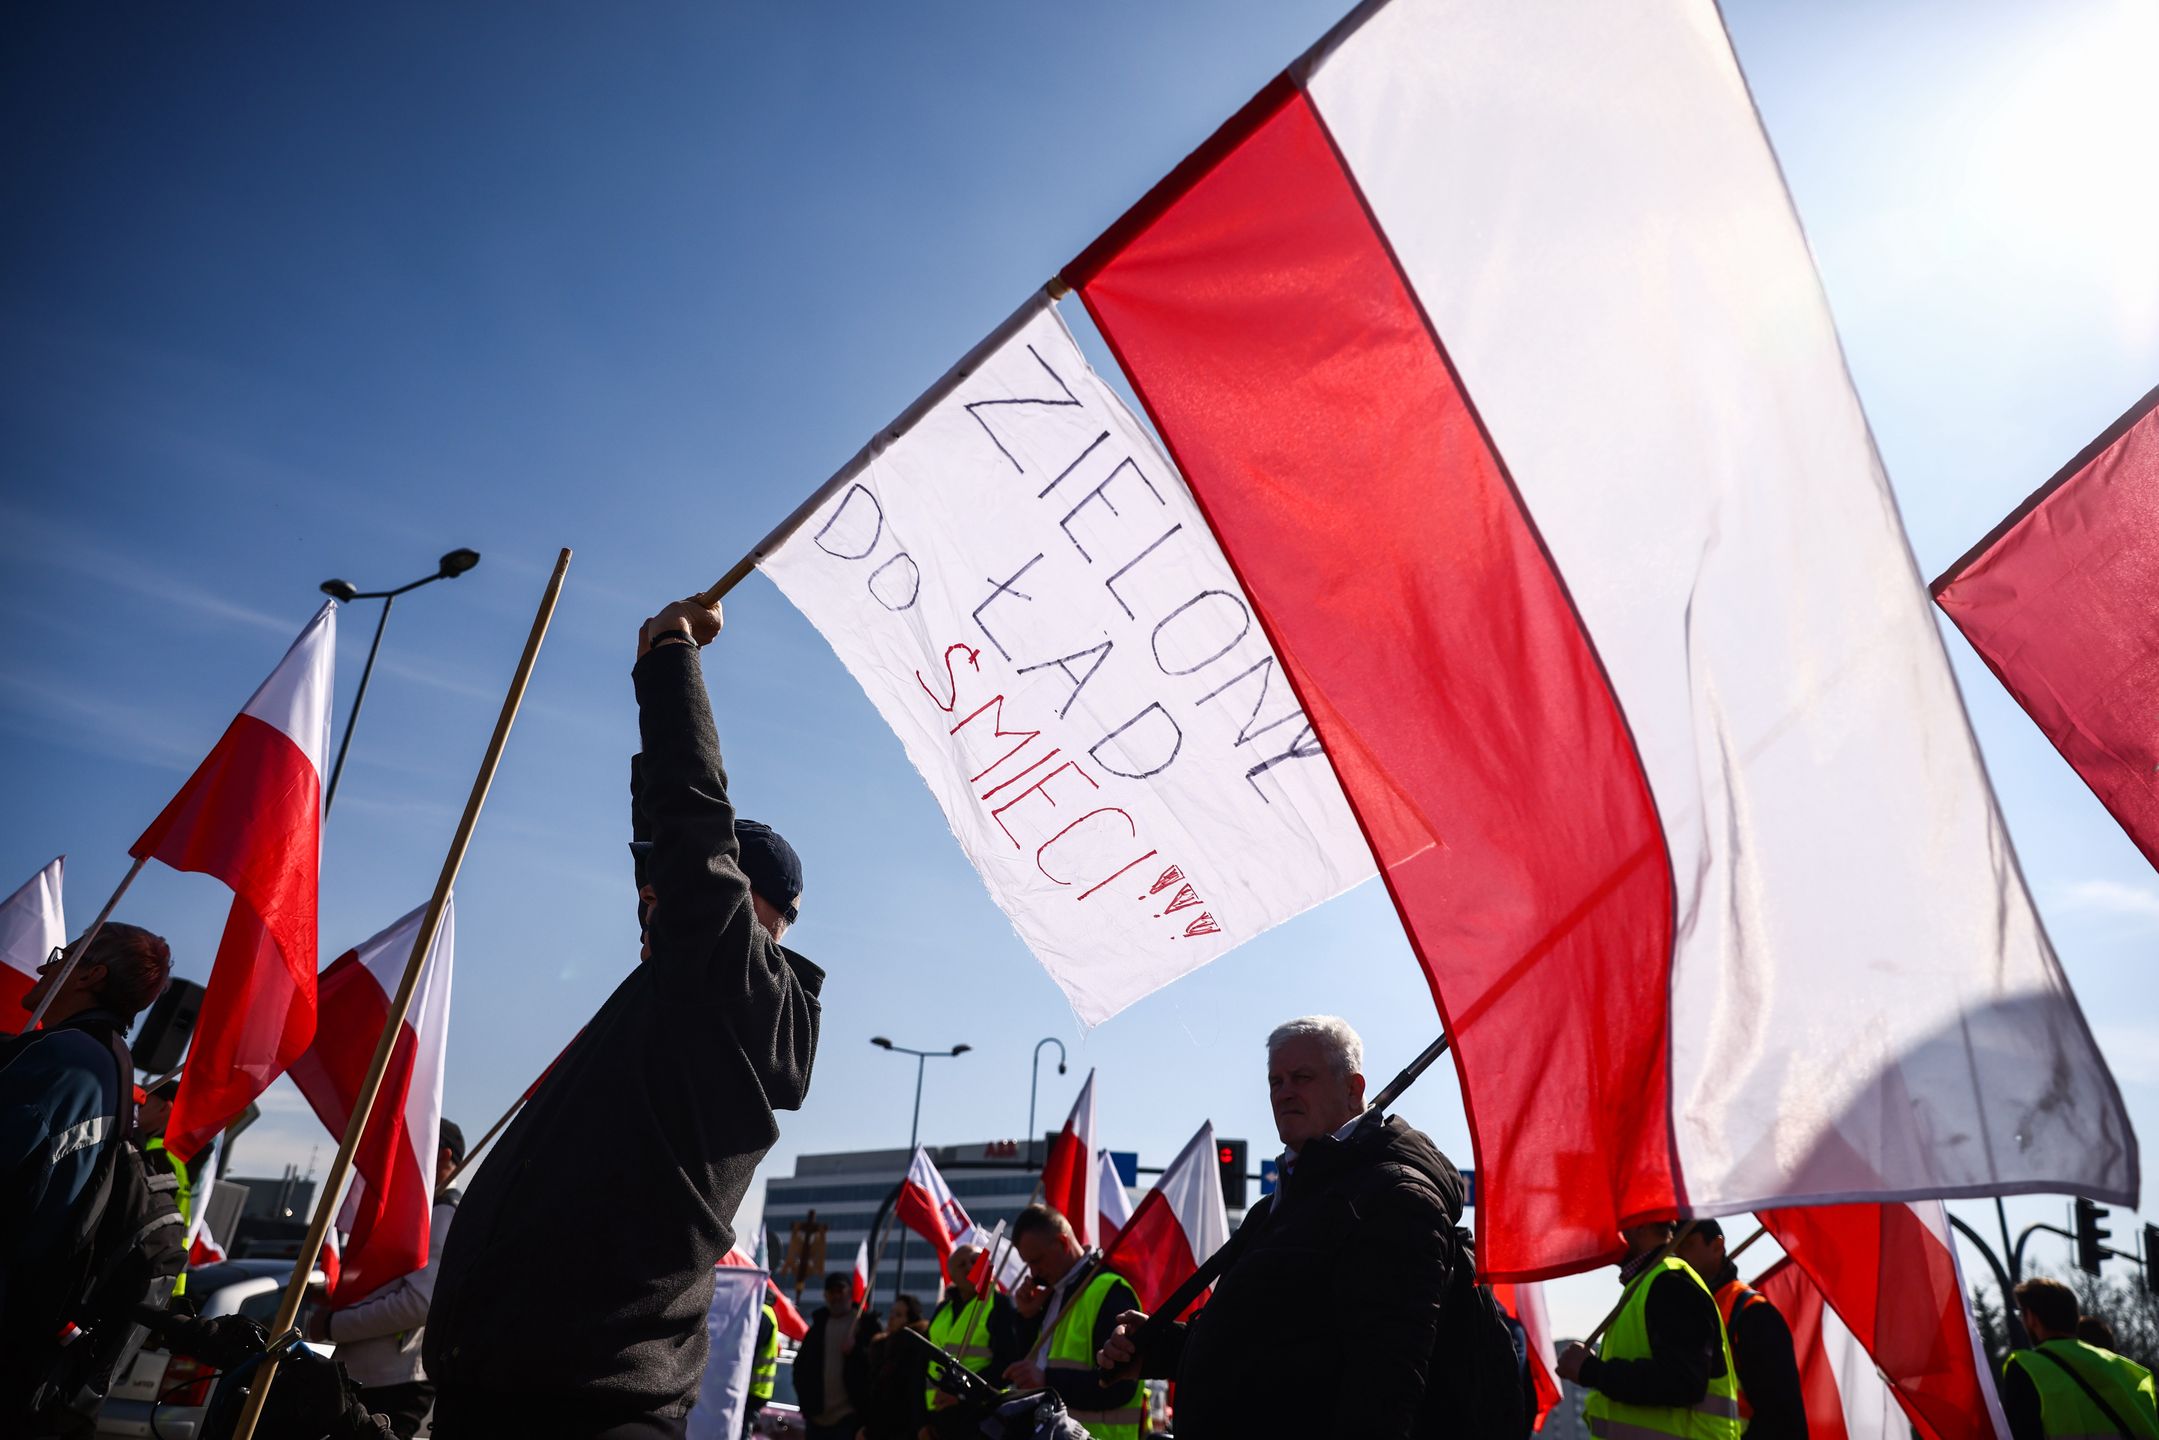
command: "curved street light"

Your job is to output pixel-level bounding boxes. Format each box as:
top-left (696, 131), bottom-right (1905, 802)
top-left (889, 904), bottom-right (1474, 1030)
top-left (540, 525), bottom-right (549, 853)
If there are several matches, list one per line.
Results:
top-left (1028, 1037), bottom-right (1068, 1169)
top-left (318, 549), bottom-right (481, 815)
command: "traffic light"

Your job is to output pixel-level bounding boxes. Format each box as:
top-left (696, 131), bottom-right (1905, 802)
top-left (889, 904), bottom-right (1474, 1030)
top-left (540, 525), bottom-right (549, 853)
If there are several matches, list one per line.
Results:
top-left (2073, 1197), bottom-right (2110, 1276)
top-left (2144, 1224), bottom-right (2159, 1295)
top-left (1217, 1137), bottom-right (1249, 1210)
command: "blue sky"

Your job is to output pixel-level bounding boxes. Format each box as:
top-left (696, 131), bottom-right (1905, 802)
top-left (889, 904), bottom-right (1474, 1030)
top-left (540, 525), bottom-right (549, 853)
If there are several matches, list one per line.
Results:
top-left (3, 1), bottom-right (2155, 1340)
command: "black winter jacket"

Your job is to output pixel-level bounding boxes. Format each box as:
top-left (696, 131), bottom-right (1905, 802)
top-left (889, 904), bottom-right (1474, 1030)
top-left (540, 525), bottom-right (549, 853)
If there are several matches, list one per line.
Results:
top-left (424, 643), bottom-right (824, 1417)
top-left (793, 1306), bottom-right (878, 1422)
top-left (1144, 1115), bottom-right (1463, 1439)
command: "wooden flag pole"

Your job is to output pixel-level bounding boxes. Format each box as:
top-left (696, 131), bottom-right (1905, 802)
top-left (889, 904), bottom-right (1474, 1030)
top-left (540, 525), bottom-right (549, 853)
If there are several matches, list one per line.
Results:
top-left (229, 548), bottom-right (572, 1440)
top-left (22, 855), bottom-right (147, 1031)
top-left (1727, 1224), bottom-right (1768, 1265)
top-left (690, 283), bottom-right (1062, 610)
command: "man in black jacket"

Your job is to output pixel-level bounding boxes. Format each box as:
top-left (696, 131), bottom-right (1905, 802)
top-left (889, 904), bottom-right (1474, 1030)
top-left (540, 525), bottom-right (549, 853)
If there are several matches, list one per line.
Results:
top-left (1097, 1015), bottom-right (1462, 1437)
top-left (0, 922), bottom-right (172, 1420)
top-left (425, 598), bottom-right (824, 1439)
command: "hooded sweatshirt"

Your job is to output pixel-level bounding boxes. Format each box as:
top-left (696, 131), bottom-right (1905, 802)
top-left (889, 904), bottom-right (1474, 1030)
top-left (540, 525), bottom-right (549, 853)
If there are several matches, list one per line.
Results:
top-left (423, 642), bottom-right (823, 1417)
top-left (1155, 1114), bottom-right (1464, 1439)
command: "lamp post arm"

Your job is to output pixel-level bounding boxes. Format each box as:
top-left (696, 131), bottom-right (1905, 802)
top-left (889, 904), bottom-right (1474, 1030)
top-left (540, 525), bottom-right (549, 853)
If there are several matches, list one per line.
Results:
top-left (324, 593), bottom-right (394, 818)
top-left (1948, 1212), bottom-right (2029, 1350)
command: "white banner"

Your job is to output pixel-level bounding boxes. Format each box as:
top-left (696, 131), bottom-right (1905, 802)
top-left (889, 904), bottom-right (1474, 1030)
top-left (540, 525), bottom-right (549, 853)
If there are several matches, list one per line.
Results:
top-left (762, 301), bottom-right (1373, 1024)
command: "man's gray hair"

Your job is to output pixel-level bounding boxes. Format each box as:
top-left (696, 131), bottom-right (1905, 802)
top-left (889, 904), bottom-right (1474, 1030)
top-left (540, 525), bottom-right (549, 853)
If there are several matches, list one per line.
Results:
top-left (1266, 1015), bottom-right (1364, 1079)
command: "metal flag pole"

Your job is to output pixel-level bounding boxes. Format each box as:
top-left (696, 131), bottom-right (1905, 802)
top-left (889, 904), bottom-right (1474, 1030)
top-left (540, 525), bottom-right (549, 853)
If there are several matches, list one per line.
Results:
top-left (228, 548), bottom-right (572, 1440)
top-left (690, 284), bottom-right (1063, 610)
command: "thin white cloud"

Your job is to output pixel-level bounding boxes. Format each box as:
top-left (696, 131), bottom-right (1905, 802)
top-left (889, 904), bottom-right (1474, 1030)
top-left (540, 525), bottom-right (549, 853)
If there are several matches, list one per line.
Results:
top-left (2055, 878), bottom-right (2159, 929)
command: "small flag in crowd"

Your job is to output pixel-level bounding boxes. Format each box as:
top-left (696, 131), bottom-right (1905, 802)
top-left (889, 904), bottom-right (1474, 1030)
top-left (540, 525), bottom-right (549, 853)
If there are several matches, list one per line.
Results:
top-left (1064, 0), bottom-right (2133, 1280)
top-left (1097, 1149), bottom-right (1132, 1249)
top-left (1933, 384), bottom-right (2159, 873)
top-left (288, 899), bottom-right (456, 1303)
top-left (133, 601), bottom-right (336, 1161)
top-left (1759, 1200), bottom-right (2007, 1439)
top-left (1105, 1121), bottom-right (1229, 1318)
top-left (1491, 1281), bottom-right (1560, 1432)
top-left (894, 1146), bottom-right (972, 1271)
top-left (719, 1247), bottom-right (808, 1340)
top-left (0, 856), bottom-right (64, 1032)
top-left (1039, 1072), bottom-right (1099, 1247)
top-left (851, 1239), bottom-right (870, 1307)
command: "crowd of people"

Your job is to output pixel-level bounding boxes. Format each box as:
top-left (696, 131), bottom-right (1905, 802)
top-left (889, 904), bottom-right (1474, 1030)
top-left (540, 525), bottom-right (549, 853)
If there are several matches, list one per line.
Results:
top-left (5, 594), bottom-right (2157, 1439)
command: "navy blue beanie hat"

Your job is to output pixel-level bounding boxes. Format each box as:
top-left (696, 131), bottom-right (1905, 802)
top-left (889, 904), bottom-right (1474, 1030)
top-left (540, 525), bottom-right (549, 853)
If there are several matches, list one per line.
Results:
top-left (733, 818), bottom-right (803, 925)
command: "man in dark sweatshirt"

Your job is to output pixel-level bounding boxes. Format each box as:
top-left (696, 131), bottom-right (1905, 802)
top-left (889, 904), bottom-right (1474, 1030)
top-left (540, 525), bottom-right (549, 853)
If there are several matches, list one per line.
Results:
top-left (425, 597), bottom-right (823, 1439)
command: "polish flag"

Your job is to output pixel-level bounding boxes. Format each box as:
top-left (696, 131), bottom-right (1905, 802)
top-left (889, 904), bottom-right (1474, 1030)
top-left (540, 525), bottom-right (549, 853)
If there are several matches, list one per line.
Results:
top-left (1065, 0), bottom-right (2132, 1278)
top-left (288, 899), bottom-right (456, 1304)
top-left (894, 1147), bottom-right (973, 1270)
top-left (1104, 1122), bottom-right (1228, 1317)
top-left (1098, 1150), bottom-right (1133, 1248)
top-left (1758, 1201), bottom-right (2008, 1439)
top-left (1491, 1281), bottom-right (1560, 1432)
top-left (851, 1238), bottom-right (871, 1306)
top-left (1754, 1257), bottom-right (1902, 1440)
top-left (1040, 1071), bottom-right (1098, 1247)
top-left (954, 1223), bottom-right (1028, 1295)
top-left (0, 856), bottom-right (63, 1033)
top-left (135, 603), bottom-right (336, 1161)
top-left (720, 1247), bottom-right (809, 1340)
top-left (1934, 384), bottom-right (2159, 871)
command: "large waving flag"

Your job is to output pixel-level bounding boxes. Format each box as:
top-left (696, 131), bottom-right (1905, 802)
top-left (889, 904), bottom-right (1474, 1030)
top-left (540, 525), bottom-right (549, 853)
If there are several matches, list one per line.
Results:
top-left (894, 1146), bottom-right (973, 1268)
top-left (1934, 384), bottom-right (2159, 872)
top-left (0, 856), bottom-right (64, 1032)
top-left (289, 899), bottom-right (456, 1304)
top-left (1039, 1071), bottom-right (1099, 1246)
top-left (1104, 1122), bottom-right (1229, 1317)
top-left (135, 602), bottom-right (336, 1160)
top-left (1759, 1201), bottom-right (2008, 1439)
top-left (1063, 0), bottom-right (2134, 1278)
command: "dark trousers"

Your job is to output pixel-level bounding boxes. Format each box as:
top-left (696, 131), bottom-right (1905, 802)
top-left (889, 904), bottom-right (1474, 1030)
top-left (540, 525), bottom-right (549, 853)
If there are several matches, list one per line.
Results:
top-left (357, 1379), bottom-right (437, 1439)
top-left (431, 1385), bottom-right (688, 1440)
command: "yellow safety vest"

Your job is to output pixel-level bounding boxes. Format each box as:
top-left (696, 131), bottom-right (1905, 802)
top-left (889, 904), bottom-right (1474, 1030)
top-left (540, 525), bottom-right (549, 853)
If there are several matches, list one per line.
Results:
top-left (2005, 1340), bottom-right (2159, 1439)
top-left (1584, 1257), bottom-right (1742, 1440)
top-left (1043, 1267), bottom-right (1145, 1440)
top-left (751, 1304), bottom-right (779, 1404)
top-left (926, 1291), bottom-right (996, 1408)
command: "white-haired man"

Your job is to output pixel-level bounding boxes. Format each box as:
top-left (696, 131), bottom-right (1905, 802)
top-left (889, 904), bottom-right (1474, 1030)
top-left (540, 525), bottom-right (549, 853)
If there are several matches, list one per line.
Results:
top-left (1098, 1016), bottom-right (1473, 1438)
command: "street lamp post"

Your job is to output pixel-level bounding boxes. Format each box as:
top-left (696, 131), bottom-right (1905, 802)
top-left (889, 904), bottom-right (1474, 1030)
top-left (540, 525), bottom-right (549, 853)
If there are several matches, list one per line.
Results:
top-left (318, 548), bottom-right (481, 816)
top-left (871, 1036), bottom-right (970, 1304)
top-left (1027, 1037), bottom-right (1067, 1169)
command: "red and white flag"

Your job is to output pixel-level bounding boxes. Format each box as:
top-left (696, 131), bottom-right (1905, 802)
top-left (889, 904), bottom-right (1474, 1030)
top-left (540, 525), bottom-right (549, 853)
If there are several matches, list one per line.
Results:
top-left (894, 1146), bottom-right (972, 1269)
top-left (1755, 1257), bottom-right (1902, 1440)
top-left (0, 856), bottom-right (64, 1032)
top-left (1491, 1281), bottom-right (1560, 1432)
top-left (1063, 0), bottom-right (2134, 1277)
top-left (719, 1247), bottom-right (809, 1340)
top-left (1097, 1149), bottom-right (1133, 1248)
top-left (851, 1238), bottom-right (871, 1306)
top-left (1934, 384), bottom-right (2159, 872)
top-left (954, 1222), bottom-right (1029, 1295)
top-left (289, 899), bottom-right (456, 1304)
top-left (1759, 1200), bottom-right (2007, 1440)
top-left (1105, 1122), bottom-right (1229, 1317)
top-left (1039, 1072), bottom-right (1099, 1247)
top-left (893, 1139), bottom-right (971, 1269)
top-left (135, 602), bottom-right (336, 1161)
